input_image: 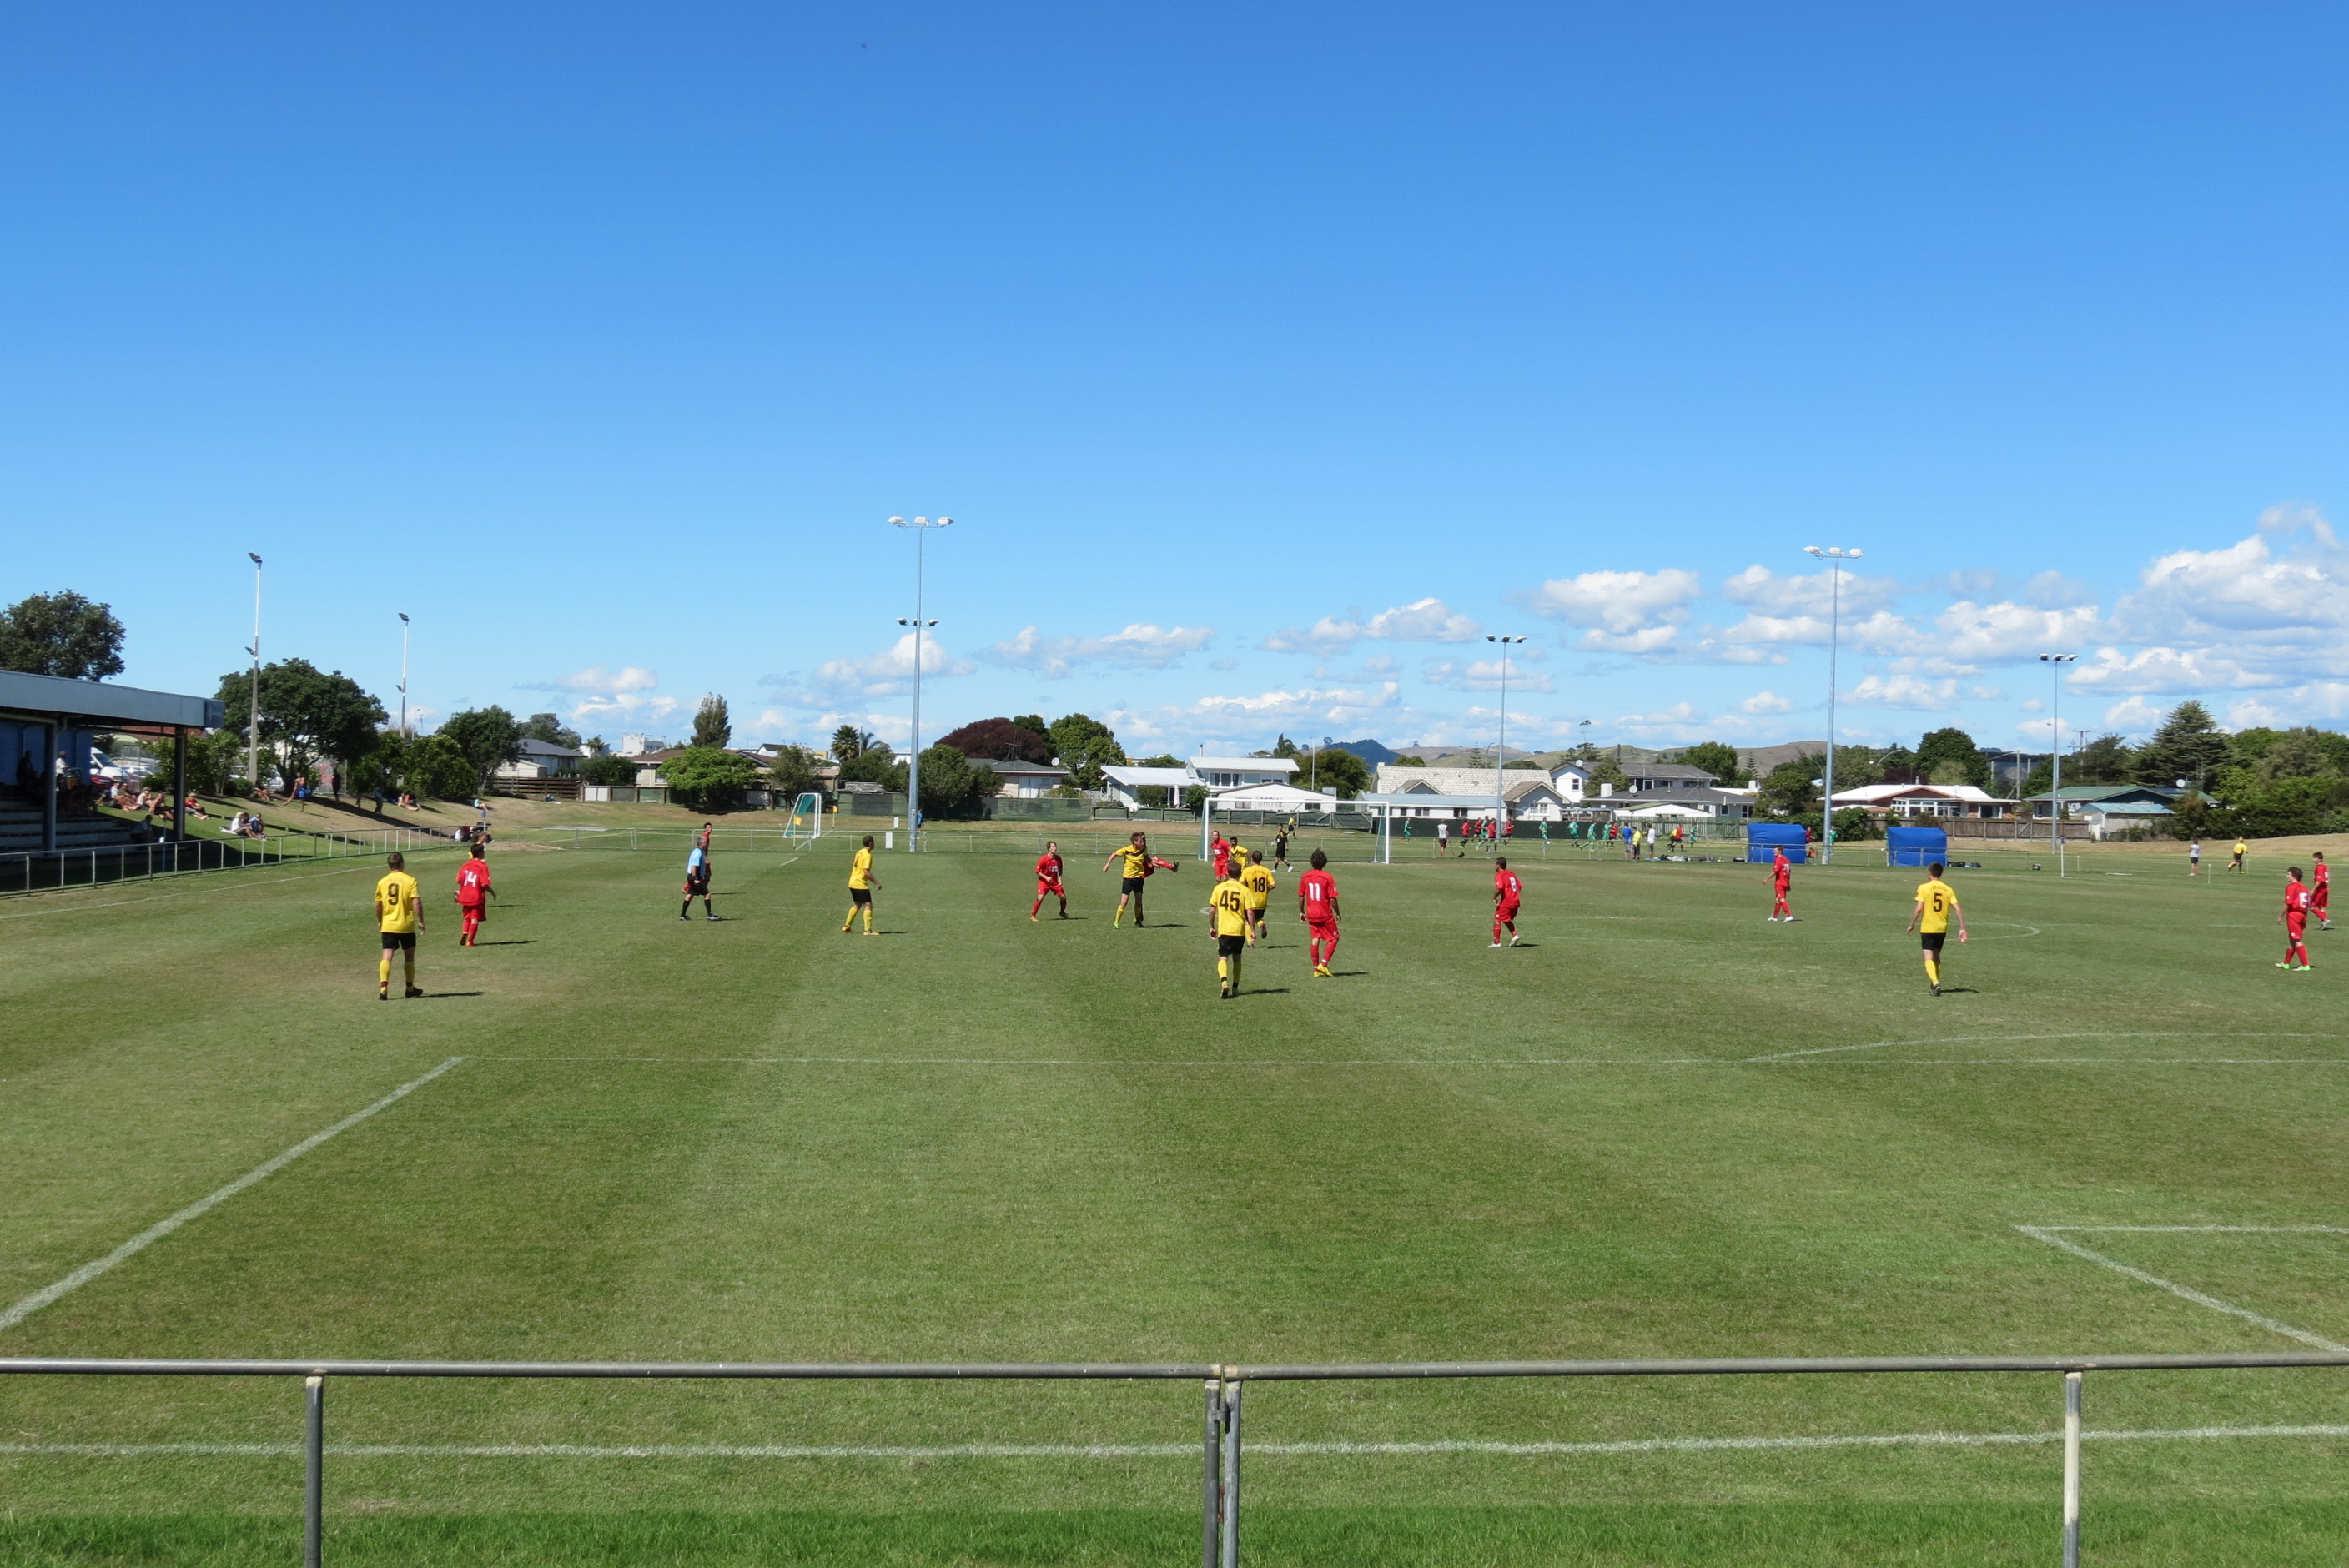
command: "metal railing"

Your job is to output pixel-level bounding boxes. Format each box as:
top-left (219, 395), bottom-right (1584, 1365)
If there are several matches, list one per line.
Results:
top-left (5, 1350), bottom-right (2344, 1566)
top-left (0, 827), bottom-right (457, 896)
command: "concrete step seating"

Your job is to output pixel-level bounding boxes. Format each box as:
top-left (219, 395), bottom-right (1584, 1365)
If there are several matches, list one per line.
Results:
top-left (0, 801), bottom-right (155, 856)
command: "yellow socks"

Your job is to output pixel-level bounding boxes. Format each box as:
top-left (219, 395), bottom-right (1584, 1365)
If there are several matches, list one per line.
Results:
top-left (862, 909), bottom-right (873, 932)
top-left (1113, 907), bottom-right (1124, 927)
top-left (378, 956), bottom-right (391, 986)
top-left (1925, 956), bottom-right (1940, 986)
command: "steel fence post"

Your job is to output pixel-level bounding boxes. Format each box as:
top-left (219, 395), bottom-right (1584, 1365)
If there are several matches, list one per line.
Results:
top-left (1220, 1374), bottom-right (1243, 1566)
top-left (1202, 1377), bottom-right (1223, 1568)
top-left (304, 1374), bottom-right (325, 1568)
top-left (2061, 1369), bottom-right (2082, 1568)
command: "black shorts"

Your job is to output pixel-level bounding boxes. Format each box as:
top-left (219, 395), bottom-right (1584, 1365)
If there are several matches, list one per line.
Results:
top-left (850, 887), bottom-right (872, 905)
top-left (1122, 877), bottom-right (1145, 895)
top-left (685, 875), bottom-right (710, 894)
top-left (1919, 932), bottom-right (1946, 952)
top-left (380, 931), bottom-right (416, 952)
top-left (1217, 933), bottom-right (1246, 957)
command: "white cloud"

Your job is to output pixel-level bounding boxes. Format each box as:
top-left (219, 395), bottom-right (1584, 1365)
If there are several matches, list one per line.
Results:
top-left (1969, 685), bottom-right (2006, 701)
top-left (1422, 659), bottom-right (1556, 694)
top-left (1738, 690), bottom-right (1794, 715)
top-left (2117, 505), bottom-right (2349, 645)
top-left (1111, 683), bottom-right (1404, 743)
top-left (804, 633), bottom-right (976, 700)
top-left (1514, 569), bottom-right (1702, 644)
top-left (523, 664), bottom-right (660, 694)
top-left (2023, 571), bottom-right (2099, 610)
top-left (1719, 564), bottom-right (1899, 617)
top-left (2069, 646), bottom-right (2277, 694)
top-left (988, 622), bottom-right (1212, 678)
top-left (1261, 597), bottom-right (1481, 653)
top-left (2100, 696), bottom-right (2168, 732)
top-left (1844, 671), bottom-right (1963, 710)
top-left (1932, 601), bottom-right (2104, 664)
top-left (533, 664), bottom-right (677, 723)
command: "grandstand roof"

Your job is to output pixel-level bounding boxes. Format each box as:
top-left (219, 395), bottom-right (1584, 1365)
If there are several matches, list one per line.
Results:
top-left (0, 670), bottom-right (224, 733)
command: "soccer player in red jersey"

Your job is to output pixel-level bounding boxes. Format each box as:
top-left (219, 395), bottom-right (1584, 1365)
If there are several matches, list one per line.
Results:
top-left (1030, 840), bottom-right (1067, 922)
top-left (1490, 856), bottom-right (1523, 947)
top-left (1769, 847), bottom-right (1794, 922)
top-left (1210, 832), bottom-right (1232, 881)
top-left (1297, 848), bottom-right (1341, 977)
top-left (2279, 867), bottom-right (2315, 972)
top-left (454, 843), bottom-right (495, 946)
top-left (2314, 852), bottom-right (2332, 931)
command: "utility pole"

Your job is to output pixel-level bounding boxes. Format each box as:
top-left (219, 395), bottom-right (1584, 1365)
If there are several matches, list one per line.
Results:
top-left (397, 612), bottom-right (411, 736)
top-left (246, 553), bottom-right (264, 795)
top-left (889, 515), bottom-right (952, 848)
top-left (1803, 545), bottom-right (1864, 863)
top-left (2041, 654), bottom-right (2078, 877)
top-left (1486, 635), bottom-right (1527, 837)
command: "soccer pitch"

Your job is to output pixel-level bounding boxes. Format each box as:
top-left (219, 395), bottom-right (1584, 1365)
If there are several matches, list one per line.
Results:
top-left (4, 832), bottom-right (2347, 1565)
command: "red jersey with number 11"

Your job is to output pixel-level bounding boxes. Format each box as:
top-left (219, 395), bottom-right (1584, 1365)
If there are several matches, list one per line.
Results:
top-left (1300, 869), bottom-right (1339, 926)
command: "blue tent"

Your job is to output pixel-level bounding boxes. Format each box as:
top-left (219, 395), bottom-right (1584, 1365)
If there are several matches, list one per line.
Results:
top-left (1886, 824), bottom-right (1949, 867)
top-left (1745, 822), bottom-right (1808, 864)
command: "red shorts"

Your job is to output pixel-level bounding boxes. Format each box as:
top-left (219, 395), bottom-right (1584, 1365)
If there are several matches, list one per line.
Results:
top-left (456, 898), bottom-right (484, 912)
top-left (2315, 885), bottom-right (2331, 909)
top-left (1308, 921), bottom-right (1338, 942)
top-left (1036, 879), bottom-right (1064, 896)
top-left (2287, 915), bottom-right (2308, 938)
top-left (1496, 902), bottom-right (1520, 922)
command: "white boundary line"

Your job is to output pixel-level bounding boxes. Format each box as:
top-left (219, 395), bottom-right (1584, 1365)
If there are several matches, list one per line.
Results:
top-left (6, 1425), bottom-right (2349, 1461)
top-left (0, 862), bottom-right (391, 921)
top-left (2017, 1225), bottom-right (2349, 1352)
top-left (0, 1058), bottom-right (466, 1335)
top-left (465, 1054), bottom-right (2349, 1069)
top-left (1748, 1031), bottom-right (2328, 1063)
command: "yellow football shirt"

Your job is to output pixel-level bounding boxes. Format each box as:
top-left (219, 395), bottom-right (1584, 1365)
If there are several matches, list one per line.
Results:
top-left (1114, 844), bottom-right (1151, 878)
top-left (1914, 877), bottom-right (1955, 934)
top-left (1211, 877), bottom-right (1250, 937)
top-left (375, 871), bottom-right (422, 934)
top-left (848, 847), bottom-right (873, 890)
top-left (1240, 863), bottom-right (1275, 908)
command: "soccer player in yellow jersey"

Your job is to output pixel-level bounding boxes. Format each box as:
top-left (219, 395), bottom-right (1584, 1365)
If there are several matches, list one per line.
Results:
top-left (1904, 861), bottom-right (1967, 996)
top-left (374, 852), bottom-right (425, 1000)
top-left (1103, 831), bottom-right (1158, 927)
top-left (841, 834), bottom-right (880, 934)
top-left (1209, 864), bottom-right (1251, 998)
top-left (1239, 849), bottom-right (1275, 943)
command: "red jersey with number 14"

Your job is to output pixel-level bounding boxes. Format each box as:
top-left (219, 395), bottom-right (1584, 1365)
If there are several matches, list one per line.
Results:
top-left (1034, 852), bottom-right (1064, 888)
top-left (455, 859), bottom-right (492, 907)
top-left (1300, 868), bottom-right (1339, 927)
top-left (1494, 867), bottom-right (1522, 907)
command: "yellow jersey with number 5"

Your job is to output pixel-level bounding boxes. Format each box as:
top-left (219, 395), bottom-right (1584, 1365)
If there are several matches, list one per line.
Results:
top-left (1914, 877), bottom-right (1955, 934)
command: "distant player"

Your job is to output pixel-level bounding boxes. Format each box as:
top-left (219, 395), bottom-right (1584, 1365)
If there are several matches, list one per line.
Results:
top-left (1490, 856), bottom-right (1523, 947)
top-left (1769, 847), bottom-right (1794, 922)
top-left (1905, 861), bottom-right (1967, 996)
top-left (2231, 837), bottom-right (2248, 873)
top-left (1104, 831), bottom-right (1173, 927)
top-left (841, 834), bottom-right (879, 934)
top-left (2280, 867), bottom-right (2314, 971)
top-left (1240, 848), bottom-right (1276, 942)
top-left (1298, 848), bottom-right (1340, 977)
top-left (696, 821), bottom-right (713, 856)
top-left (1030, 840), bottom-right (1068, 921)
top-left (375, 852), bottom-right (424, 1000)
top-left (1271, 826), bottom-right (1290, 871)
top-left (2188, 837), bottom-right (2201, 877)
top-left (1210, 832), bottom-right (1232, 881)
top-left (681, 842), bottom-right (717, 921)
top-left (454, 842), bottom-right (495, 946)
top-left (2313, 852), bottom-right (2331, 931)
top-left (1209, 859), bottom-right (1251, 998)
top-left (1436, 820), bottom-right (1448, 857)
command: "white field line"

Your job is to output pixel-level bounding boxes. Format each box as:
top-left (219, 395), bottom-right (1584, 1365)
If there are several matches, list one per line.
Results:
top-left (7, 1425), bottom-right (2349, 1462)
top-left (467, 1054), bottom-right (2349, 1069)
top-left (0, 862), bottom-right (389, 920)
top-left (2016, 1225), bottom-right (2349, 1353)
top-left (0, 1058), bottom-right (466, 1335)
top-left (1747, 1031), bottom-right (2330, 1063)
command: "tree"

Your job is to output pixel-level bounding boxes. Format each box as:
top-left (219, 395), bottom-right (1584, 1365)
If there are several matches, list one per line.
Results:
top-left (837, 740), bottom-right (905, 792)
top-left (521, 712), bottom-right (584, 749)
top-left (2134, 701), bottom-right (2230, 789)
top-left (436, 706), bottom-right (524, 792)
top-left (1298, 746), bottom-right (1372, 799)
top-left (1388, 754), bottom-right (1426, 767)
top-left (2070, 734), bottom-right (2135, 786)
top-left (0, 591), bottom-right (126, 680)
top-left (908, 744), bottom-right (1001, 818)
top-left (1758, 754), bottom-right (1823, 817)
top-left (580, 753), bottom-right (637, 787)
top-left (214, 659), bottom-right (387, 783)
top-left (665, 746), bottom-right (759, 811)
top-left (1046, 712), bottom-right (1125, 790)
top-left (1677, 741), bottom-right (1740, 787)
top-left (762, 744), bottom-right (823, 803)
top-left (1010, 712), bottom-right (1049, 738)
top-left (2256, 728), bottom-right (2345, 783)
top-left (691, 694), bottom-right (732, 750)
top-left (830, 725), bottom-right (876, 763)
top-left (182, 729), bottom-right (243, 795)
top-left (401, 733), bottom-right (478, 800)
top-left (1914, 728), bottom-right (1991, 791)
top-left (938, 717), bottom-right (1052, 761)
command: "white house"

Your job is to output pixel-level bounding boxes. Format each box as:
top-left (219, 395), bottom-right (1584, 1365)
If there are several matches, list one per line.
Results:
top-left (970, 757), bottom-right (1071, 799)
top-left (1209, 781), bottom-right (1344, 812)
top-left (495, 737), bottom-right (584, 780)
top-left (1374, 759), bottom-right (1592, 802)
top-left (1101, 754), bottom-right (1300, 807)
top-left (1829, 782), bottom-right (2018, 820)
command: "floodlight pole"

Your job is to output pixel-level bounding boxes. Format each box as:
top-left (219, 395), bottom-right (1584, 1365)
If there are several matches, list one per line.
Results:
top-left (397, 612), bottom-right (411, 736)
top-left (2040, 654), bottom-right (2076, 877)
top-left (1803, 546), bottom-right (1863, 864)
top-left (1487, 636), bottom-right (1527, 837)
top-left (889, 515), bottom-right (952, 850)
top-left (246, 553), bottom-right (264, 795)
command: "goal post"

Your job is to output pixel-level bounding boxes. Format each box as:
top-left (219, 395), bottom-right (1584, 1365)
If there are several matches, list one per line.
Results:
top-left (782, 792), bottom-right (823, 842)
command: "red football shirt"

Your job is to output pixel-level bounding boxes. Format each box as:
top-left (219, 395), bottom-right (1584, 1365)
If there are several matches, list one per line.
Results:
top-left (1299, 868), bottom-right (1339, 922)
top-left (2286, 882), bottom-right (2311, 917)
top-left (1494, 867), bottom-right (1522, 903)
top-left (1034, 852), bottom-right (1063, 882)
top-left (456, 860), bottom-right (492, 905)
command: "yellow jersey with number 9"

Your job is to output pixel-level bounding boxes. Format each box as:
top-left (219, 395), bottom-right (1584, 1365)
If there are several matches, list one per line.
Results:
top-left (375, 871), bottom-right (421, 933)
top-left (1211, 878), bottom-right (1250, 937)
top-left (1914, 878), bottom-right (1954, 934)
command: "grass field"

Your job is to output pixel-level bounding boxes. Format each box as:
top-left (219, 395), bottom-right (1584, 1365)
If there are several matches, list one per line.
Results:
top-left (4, 823), bottom-right (2347, 1564)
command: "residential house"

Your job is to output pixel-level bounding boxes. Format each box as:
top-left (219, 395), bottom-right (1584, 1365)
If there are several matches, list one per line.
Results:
top-left (970, 756), bottom-right (1071, 799)
top-left (2026, 784), bottom-right (2181, 840)
top-left (1829, 782), bottom-right (2020, 821)
top-left (1621, 761), bottom-right (1721, 792)
top-left (495, 737), bottom-right (584, 780)
top-left (1101, 755), bottom-right (1300, 807)
top-left (1373, 759), bottom-right (1593, 803)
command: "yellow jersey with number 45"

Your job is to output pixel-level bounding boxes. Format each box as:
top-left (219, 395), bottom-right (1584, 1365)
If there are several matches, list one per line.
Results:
top-left (1210, 877), bottom-right (1250, 937)
top-left (1914, 877), bottom-right (1956, 934)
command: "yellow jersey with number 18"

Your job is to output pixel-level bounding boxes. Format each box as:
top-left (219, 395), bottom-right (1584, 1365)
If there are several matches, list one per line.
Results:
top-left (1240, 863), bottom-right (1275, 909)
top-left (848, 847), bottom-right (873, 890)
top-left (1914, 877), bottom-right (1954, 934)
top-left (1211, 877), bottom-right (1250, 937)
top-left (375, 871), bottom-right (422, 933)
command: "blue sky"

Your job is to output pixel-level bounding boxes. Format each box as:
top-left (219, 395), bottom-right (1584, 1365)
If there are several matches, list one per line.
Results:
top-left (7, 3), bottom-right (2347, 759)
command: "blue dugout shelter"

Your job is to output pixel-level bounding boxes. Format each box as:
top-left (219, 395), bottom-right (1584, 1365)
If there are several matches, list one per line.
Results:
top-left (1745, 822), bottom-right (1808, 864)
top-left (1886, 824), bottom-right (1949, 867)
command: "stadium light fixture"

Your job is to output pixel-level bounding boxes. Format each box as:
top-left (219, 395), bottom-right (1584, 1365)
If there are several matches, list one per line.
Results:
top-left (1802, 546), bottom-right (1864, 862)
top-left (2039, 653), bottom-right (2078, 877)
top-left (246, 554), bottom-right (264, 797)
top-left (397, 613), bottom-right (411, 737)
top-left (890, 515), bottom-right (953, 848)
top-left (1486, 635), bottom-right (1529, 833)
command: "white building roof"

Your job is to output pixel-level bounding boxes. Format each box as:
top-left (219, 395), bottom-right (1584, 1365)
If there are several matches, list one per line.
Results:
top-left (1209, 782), bottom-right (1342, 809)
top-left (1102, 765), bottom-right (1195, 788)
top-left (1191, 756), bottom-right (1298, 775)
